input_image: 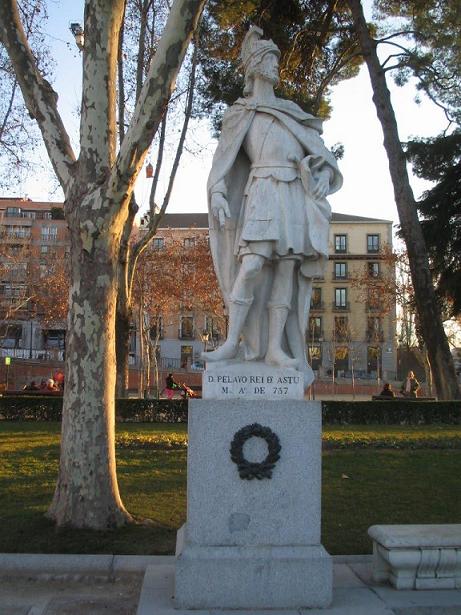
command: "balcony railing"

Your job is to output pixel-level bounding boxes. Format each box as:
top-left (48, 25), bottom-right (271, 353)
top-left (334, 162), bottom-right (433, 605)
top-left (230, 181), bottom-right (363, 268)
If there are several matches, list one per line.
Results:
top-left (332, 301), bottom-right (350, 312)
top-left (366, 332), bottom-right (384, 342)
top-left (332, 274), bottom-right (350, 281)
top-left (366, 303), bottom-right (382, 312)
top-left (0, 347), bottom-right (65, 361)
top-left (310, 301), bottom-right (324, 311)
top-left (306, 330), bottom-right (323, 341)
top-left (178, 331), bottom-right (195, 340)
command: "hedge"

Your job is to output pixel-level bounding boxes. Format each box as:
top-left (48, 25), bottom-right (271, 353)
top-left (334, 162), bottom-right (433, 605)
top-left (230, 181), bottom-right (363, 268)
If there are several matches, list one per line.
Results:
top-left (0, 396), bottom-right (459, 425)
top-left (0, 396), bottom-right (188, 422)
top-left (321, 400), bottom-right (461, 425)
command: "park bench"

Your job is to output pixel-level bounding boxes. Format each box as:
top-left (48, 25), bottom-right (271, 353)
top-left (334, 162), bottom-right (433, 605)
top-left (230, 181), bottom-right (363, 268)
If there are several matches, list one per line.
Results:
top-left (369, 524), bottom-right (461, 590)
top-left (371, 395), bottom-right (437, 401)
top-left (2, 389), bottom-right (63, 397)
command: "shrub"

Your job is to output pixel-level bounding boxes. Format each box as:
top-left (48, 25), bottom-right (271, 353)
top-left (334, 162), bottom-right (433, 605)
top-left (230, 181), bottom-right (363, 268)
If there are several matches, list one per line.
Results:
top-left (116, 398), bottom-right (187, 422)
top-left (0, 396), bottom-right (188, 422)
top-left (0, 396), bottom-right (459, 425)
top-left (321, 400), bottom-right (461, 425)
top-left (0, 396), bottom-right (63, 420)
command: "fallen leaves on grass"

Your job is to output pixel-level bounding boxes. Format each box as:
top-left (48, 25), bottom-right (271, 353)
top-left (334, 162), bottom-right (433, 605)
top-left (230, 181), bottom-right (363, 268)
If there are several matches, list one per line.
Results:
top-left (116, 433), bottom-right (187, 450)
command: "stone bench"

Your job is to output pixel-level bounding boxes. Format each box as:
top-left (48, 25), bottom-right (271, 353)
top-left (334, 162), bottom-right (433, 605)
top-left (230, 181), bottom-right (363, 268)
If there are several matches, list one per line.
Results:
top-left (369, 524), bottom-right (461, 590)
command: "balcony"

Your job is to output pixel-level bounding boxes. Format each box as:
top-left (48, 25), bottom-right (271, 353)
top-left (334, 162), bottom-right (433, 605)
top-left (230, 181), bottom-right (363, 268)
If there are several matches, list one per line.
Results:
top-left (332, 301), bottom-right (350, 312)
top-left (366, 332), bottom-right (384, 342)
top-left (366, 302), bottom-right (382, 312)
top-left (332, 274), bottom-right (350, 281)
top-left (178, 330), bottom-right (195, 340)
top-left (310, 301), bottom-right (324, 311)
top-left (306, 330), bottom-right (323, 341)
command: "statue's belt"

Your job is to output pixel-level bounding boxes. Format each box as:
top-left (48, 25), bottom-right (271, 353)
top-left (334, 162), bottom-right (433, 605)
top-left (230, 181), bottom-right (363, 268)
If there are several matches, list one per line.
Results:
top-left (250, 161), bottom-right (298, 169)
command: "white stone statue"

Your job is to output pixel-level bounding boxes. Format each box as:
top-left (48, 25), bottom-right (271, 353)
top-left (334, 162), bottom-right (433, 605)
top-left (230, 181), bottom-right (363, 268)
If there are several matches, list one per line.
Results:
top-left (203, 26), bottom-right (342, 385)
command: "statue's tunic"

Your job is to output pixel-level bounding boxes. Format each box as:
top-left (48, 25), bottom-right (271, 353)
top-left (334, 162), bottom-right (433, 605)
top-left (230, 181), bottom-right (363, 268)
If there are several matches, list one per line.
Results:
top-left (238, 112), bottom-right (314, 259)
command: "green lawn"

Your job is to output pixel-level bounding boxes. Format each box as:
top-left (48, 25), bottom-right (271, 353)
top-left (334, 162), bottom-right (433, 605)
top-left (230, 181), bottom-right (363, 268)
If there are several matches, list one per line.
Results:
top-left (1, 422), bottom-right (460, 555)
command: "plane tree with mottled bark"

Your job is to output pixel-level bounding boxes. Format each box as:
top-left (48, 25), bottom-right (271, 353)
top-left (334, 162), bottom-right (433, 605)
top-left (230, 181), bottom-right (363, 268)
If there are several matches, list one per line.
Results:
top-left (0, 0), bottom-right (206, 529)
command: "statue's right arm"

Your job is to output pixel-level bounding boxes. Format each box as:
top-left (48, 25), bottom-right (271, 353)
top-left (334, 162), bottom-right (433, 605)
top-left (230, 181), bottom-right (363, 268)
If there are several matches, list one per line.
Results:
top-left (210, 189), bottom-right (230, 230)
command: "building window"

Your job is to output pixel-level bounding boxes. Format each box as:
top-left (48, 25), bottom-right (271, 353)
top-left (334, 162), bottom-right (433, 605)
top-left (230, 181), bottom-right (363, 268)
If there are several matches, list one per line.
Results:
top-left (41, 226), bottom-right (58, 242)
top-left (0, 324), bottom-right (22, 348)
top-left (367, 288), bottom-right (381, 312)
top-left (43, 329), bottom-right (66, 349)
top-left (5, 207), bottom-right (22, 217)
top-left (150, 316), bottom-right (163, 340)
top-left (367, 234), bottom-right (380, 253)
top-left (335, 346), bottom-right (349, 372)
top-left (1, 283), bottom-right (26, 298)
top-left (308, 344), bottom-right (322, 371)
top-left (183, 237), bottom-right (195, 248)
top-left (334, 262), bottom-right (347, 279)
top-left (334, 316), bottom-right (349, 341)
top-left (6, 225), bottom-right (30, 238)
top-left (334, 288), bottom-right (348, 309)
top-left (180, 315), bottom-right (194, 339)
top-left (334, 234), bottom-right (347, 253)
top-left (367, 316), bottom-right (383, 342)
top-left (368, 262), bottom-right (380, 277)
top-left (310, 287), bottom-right (322, 309)
top-left (367, 345), bottom-right (381, 374)
top-left (307, 316), bottom-right (322, 340)
top-left (205, 315), bottom-right (220, 341)
top-left (153, 237), bottom-right (165, 250)
top-left (181, 345), bottom-right (193, 368)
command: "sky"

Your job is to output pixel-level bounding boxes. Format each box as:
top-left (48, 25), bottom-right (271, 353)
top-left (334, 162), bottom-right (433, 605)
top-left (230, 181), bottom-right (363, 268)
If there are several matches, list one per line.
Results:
top-left (17, 1), bottom-right (449, 235)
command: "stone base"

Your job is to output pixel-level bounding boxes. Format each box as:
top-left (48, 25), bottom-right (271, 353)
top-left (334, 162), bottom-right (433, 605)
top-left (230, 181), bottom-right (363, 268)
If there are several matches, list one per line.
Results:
top-left (174, 399), bottom-right (332, 609)
top-left (175, 525), bottom-right (332, 609)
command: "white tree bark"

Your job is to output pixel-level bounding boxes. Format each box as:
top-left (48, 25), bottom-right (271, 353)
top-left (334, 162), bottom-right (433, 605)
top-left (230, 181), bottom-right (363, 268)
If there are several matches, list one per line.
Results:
top-left (0, 0), bottom-right (206, 528)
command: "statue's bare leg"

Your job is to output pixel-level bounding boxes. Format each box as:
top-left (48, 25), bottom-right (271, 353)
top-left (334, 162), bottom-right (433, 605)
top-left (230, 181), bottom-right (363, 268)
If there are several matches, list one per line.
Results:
top-left (265, 259), bottom-right (299, 369)
top-left (203, 254), bottom-right (265, 362)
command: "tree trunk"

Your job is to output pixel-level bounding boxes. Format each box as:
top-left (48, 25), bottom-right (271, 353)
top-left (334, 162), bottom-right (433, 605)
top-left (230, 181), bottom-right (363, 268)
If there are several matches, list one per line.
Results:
top-left (347, 0), bottom-right (460, 400)
top-left (115, 304), bottom-right (131, 398)
top-left (47, 192), bottom-right (131, 528)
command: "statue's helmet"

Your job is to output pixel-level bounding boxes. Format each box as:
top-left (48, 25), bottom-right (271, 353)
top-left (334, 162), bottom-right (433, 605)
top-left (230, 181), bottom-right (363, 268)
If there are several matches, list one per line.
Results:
top-left (241, 26), bottom-right (280, 94)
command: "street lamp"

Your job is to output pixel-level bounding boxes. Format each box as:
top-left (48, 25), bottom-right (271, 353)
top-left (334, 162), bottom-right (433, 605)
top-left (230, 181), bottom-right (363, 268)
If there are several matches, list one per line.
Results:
top-left (70, 23), bottom-right (84, 51)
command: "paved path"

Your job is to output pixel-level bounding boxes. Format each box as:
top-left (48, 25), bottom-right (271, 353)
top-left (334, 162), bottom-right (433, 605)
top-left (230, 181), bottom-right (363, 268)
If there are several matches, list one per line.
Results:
top-left (0, 554), bottom-right (460, 615)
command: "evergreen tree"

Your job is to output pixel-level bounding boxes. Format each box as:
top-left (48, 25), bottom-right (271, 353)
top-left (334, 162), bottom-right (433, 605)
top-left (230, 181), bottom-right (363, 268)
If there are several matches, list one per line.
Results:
top-left (197, 0), bottom-right (362, 132)
top-left (406, 131), bottom-right (461, 317)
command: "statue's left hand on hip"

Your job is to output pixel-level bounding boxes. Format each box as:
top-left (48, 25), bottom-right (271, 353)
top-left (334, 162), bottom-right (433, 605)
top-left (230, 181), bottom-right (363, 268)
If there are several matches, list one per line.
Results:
top-left (312, 169), bottom-right (330, 200)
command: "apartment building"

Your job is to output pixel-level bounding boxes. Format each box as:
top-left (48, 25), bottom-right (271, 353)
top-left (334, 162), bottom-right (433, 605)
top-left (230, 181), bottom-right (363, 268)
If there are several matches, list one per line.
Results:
top-left (0, 197), bottom-right (68, 359)
top-left (0, 199), bottom-right (397, 379)
top-left (150, 212), bottom-right (397, 379)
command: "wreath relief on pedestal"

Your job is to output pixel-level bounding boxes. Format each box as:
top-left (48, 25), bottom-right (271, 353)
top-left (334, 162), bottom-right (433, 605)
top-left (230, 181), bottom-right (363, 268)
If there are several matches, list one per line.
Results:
top-left (230, 423), bottom-right (281, 480)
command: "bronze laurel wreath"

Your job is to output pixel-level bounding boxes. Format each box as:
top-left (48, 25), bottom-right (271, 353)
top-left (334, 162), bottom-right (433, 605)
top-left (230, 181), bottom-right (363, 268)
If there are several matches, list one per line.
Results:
top-left (230, 423), bottom-right (281, 480)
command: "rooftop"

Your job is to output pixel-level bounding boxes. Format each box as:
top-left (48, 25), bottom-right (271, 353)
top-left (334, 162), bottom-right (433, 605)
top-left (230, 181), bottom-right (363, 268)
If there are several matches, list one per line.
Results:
top-left (157, 211), bottom-right (393, 229)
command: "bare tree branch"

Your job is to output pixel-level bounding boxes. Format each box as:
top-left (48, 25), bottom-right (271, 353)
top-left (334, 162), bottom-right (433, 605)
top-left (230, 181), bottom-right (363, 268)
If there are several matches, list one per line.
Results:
top-left (108, 0), bottom-right (206, 199)
top-left (0, 0), bottom-right (76, 191)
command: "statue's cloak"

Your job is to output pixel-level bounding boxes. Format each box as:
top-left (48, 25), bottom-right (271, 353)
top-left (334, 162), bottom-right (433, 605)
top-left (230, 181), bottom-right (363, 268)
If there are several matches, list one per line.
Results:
top-left (207, 97), bottom-right (343, 381)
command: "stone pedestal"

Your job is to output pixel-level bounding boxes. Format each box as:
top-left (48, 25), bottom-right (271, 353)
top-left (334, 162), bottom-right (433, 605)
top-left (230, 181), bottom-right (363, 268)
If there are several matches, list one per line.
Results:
top-left (174, 399), bottom-right (332, 609)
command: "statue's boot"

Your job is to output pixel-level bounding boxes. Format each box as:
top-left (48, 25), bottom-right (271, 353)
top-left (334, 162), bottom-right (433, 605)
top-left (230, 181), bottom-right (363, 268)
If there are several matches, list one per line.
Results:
top-left (265, 306), bottom-right (299, 369)
top-left (202, 299), bottom-right (251, 362)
